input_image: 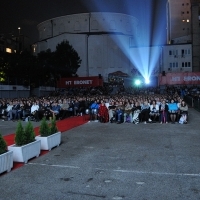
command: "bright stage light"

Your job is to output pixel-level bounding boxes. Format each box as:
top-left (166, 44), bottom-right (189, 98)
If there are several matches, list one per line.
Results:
top-left (145, 78), bottom-right (150, 84)
top-left (135, 79), bottom-right (141, 86)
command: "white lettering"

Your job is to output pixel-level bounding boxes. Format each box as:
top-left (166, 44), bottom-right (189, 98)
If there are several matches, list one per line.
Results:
top-left (184, 76), bottom-right (200, 81)
top-left (74, 80), bottom-right (93, 85)
top-left (171, 77), bottom-right (180, 81)
top-left (65, 81), bottom-right (72, 85)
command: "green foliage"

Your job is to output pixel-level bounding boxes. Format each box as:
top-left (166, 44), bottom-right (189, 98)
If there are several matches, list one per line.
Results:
top-left (50, 117), bottom-right (58, 134)
top-left (39, 118), bottom-right (50, 137)
top-left (24, 122), bottom-right (35, 144)
top-left (15, 121), bottom-right (25, 146)
top-left (15, 121), bottom-right (35, 146)
top-left (54, 40), bottom-right (82, 76)
top-left (0, 133), bottom-right (7, 155)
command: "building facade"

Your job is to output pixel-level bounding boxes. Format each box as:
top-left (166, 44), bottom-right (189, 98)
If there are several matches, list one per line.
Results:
top-left (167, 0), bottom-right (192, 44)
top-left (34, 12), bottom-right (138, 80)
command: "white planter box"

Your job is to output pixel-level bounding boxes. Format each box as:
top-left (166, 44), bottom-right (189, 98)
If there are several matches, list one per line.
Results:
top-left (35, 132), bottom-right (61, 151)
top-left (0, 151), bottom-right (13, 174)
top-left (8, 140), bottom-right (41, 164)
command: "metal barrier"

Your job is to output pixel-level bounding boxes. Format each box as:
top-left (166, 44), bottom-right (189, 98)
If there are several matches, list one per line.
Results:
top-left (184, 96), bottom-right (200, 112)
top-left (193, 99), bottom-right (200, 112)
top-left (184, 96), bottom-right (194, 107)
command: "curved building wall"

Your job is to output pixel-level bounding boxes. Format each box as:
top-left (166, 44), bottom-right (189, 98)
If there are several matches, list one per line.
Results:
top-left (36, 12), bottom-right (138, 78)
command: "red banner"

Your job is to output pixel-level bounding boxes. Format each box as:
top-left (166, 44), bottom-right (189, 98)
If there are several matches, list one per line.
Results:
top-left (159, 72), bottom-right (200, 85)
top-left (57, 76), bottom-right (103, 88)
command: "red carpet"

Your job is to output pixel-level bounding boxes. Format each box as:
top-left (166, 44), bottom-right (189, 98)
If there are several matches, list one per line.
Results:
top-left (2, 115), bottom-right (89, 174)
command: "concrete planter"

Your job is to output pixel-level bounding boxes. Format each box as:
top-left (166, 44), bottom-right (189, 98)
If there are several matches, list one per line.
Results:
top-left (8, 140), bottom-right (41, 164)
top-left (35, 132), bottom-right (61, 151)
top-left (0, 151), bottom-right (13, 174)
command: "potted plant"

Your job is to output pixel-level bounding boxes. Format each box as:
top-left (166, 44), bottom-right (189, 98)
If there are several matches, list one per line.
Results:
top-left (8, 121), bottom-right (41, 163)
top-left (35, 117), bottom-right (61, 151)
top-left (0, 133), bottom-right (13, 174)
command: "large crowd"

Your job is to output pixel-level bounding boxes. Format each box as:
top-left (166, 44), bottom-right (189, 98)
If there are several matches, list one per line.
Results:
top-left (0, 85), bottom-right (194, 125)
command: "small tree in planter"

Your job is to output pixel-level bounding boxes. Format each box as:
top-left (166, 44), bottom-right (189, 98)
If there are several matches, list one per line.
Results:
top-left (50, 117), bottom-right (58, 134)
top-left (39, 118), bottom-right (50, 137)
top-left (0, 133), bottom-right (7, 155)
top-left (24, 121), bottom-right (35, 144)
top-left (0, 133), bottom-right (13, 174)
top-left (15, 121), bottom-right (25, 146)
top-left (8, 121), bottom-right (41, 163)
top-left (36, 117), bottom-right (61, 151)
top-left (15, 121), bottom-right (35, 146)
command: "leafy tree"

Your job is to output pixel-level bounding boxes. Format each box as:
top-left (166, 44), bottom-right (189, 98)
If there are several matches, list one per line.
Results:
top-left (54, 40), bottom-right (82, 77)
top-left (0, 133), bottom-right (7, 154)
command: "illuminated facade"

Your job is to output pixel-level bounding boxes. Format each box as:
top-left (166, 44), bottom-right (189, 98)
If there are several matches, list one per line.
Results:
top-left (167, 0), bottom-right (192, 44)
top-left (34, 12), bottom-right (138, 79)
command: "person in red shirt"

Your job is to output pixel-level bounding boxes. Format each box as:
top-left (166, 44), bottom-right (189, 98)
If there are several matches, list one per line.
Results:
top-left (98, 100), bottom-right (109, 123)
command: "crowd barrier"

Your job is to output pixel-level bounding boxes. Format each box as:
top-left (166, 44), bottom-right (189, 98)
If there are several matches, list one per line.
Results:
top-left (184, 96), bottom-right (200, 112)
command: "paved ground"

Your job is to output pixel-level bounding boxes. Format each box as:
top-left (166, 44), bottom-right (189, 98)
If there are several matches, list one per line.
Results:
top-left (0, 109), bottom-right (200, 200)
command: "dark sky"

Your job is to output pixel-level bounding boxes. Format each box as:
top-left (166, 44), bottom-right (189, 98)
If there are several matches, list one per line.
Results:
top-left (0, 0), bottom-right (167, 44)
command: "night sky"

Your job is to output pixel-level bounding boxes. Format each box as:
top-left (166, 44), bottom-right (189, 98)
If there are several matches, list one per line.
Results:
top-left (0, 0), bottom-right (167, 44)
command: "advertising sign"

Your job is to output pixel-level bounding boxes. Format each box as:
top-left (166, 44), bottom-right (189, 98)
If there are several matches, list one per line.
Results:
top-left (159, 72), bottom-right (200, 85)
top-left (57, 76), bottom-right (103, 88)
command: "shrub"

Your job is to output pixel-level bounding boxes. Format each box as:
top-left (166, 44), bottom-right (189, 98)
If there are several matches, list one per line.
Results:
top-left (50, 117), bottom-right (58, 134)
top-left (15, 121), bottom-right (25, 146)
top-left (24, 121), bottom-right (35, 144)
top-left (15, 121), bottom-right (35, 146)
top-left (0, 133), bottom-right (7, 155)
top-left (39, 118), bottom-right (50, 137)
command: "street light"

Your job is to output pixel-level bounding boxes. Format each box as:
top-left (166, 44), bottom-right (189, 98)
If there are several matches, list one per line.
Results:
top-left (18, 27), bottom-right (21, 35)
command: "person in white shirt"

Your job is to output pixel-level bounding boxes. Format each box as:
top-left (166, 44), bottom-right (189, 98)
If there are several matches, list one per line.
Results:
top-left (6, 102), bottom-right (13, 120)
top-left (31, 102), bottom-right (40, 121)
top-left (149, 100), bottom-right (159, 122)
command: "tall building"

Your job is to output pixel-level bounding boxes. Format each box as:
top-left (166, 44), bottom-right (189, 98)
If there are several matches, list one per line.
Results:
top-left (167, 0), bottom-right (191, 44)
top-left (191, 0), bottom-right (200, 71)
top-left (167, 0), bottom-right (200, 71)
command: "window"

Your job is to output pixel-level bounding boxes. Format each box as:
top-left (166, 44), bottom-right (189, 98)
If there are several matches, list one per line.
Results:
top-left (188, 49), bottom-right (190, 54)
top-left (185, 62), bottom-right (188, 67)
top-left (182, 49), bottom-right (184, 55)
top-left (188, 62), bottom-right (191, 67)
top-left (169, 50), bottom-right (172, 55)
top-left (6, 48), bottom-right (11, 53)
top-left (182, 62), bottom-right (184, 67)
top-left (176, 62), bottom-right (178, 68)
top-left (173, 63), bottom-right (175, 68)
top-left (170, 63), bottom-right (172, 68)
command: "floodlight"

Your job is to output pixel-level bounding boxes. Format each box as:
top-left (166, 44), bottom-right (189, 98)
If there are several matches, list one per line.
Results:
top-left (135, 79), bottom-right (141, 86)
top-left (145, 78), bottom-right (150, 84)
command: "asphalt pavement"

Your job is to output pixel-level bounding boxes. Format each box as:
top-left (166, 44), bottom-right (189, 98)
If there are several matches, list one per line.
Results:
top-left (0, 108), bottom-right (200, 200)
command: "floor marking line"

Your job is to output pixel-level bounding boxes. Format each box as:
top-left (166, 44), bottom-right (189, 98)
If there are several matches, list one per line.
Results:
top-left (27, 163), bottom-right (200, 177)
top-left (114, 169), bottom-right (200, 177)
top-left (28, 162), bottom-right (80, 169)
